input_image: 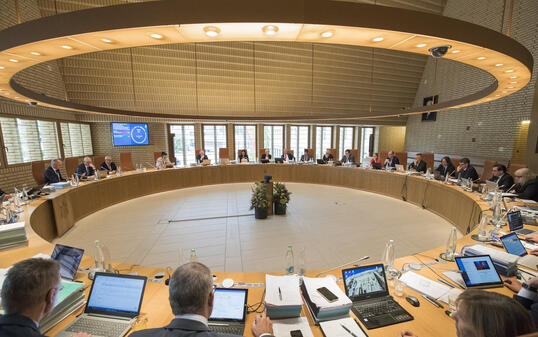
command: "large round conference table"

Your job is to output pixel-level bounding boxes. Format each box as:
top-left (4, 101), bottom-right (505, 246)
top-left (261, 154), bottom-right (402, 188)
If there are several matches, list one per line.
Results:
top-left (0, 164), bottom-right (524, 336)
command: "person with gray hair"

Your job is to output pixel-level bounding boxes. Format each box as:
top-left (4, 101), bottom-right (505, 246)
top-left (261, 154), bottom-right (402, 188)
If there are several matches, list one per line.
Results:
top-left (511, 167), bottom-right (538, 202)
top-left (131, 262), bottom-right (274, 337)
top-left (76, 156), bottom-right (96, 180)
top-left (0, 258), bottom-right (90, 337)
top-left (99, 155), bottom-right (117, 174)
top-left (44, 158), bottom-right (65, 185)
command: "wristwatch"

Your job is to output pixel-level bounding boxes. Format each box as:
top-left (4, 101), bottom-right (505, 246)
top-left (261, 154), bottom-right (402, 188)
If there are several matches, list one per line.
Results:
top-left (522, 282), bottom-right (538, 293)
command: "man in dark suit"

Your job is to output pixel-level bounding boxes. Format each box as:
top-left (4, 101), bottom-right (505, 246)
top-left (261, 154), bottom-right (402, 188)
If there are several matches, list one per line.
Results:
top-left (75, 156), bottom-right (96, 179)
top-left (261, 149), bottom-right (272, 160)
top-left (340, 149), bottom-right (355, 163)
top-left (0, 258), bottom-right (89, 337)
top-left (281, 149), bottom-right (295, 162)
top-left (196, 150), bottom-right (209, 163)
top-left (504, 275), bottom-right (538, 328)
top-left (300, 149), bottom-right (312, 162)
top-left (44, 159), bottom-right (66, 184)
top-left (408, 153), bottom-right (427, 173)
top-left (0, 188), bottom-right (11, 202)
top-left (322, 149), bottom-right (333, 163)
top-left (100, 155), bottom-right (117, 174)
top-left (384, 151), bottom-right (400, 168)
top-left (131, 262), bottom-right (274, 337)
top-left (456, 157), bottom-right (479, 181)
top-left (489, 164), bottom-right (514, 191)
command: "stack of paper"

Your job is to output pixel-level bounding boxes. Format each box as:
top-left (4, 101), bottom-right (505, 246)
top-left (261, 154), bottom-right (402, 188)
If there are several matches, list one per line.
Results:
top-left (320, 317), bottom-right (368, 337)
top-left (272, 317), bottom-right (314, 337)
top-left (265, 274), bottom-right (303, 319)
top-left (301, 276), bottom-right (352, 323)
top-left (399, 271), bottom-right (461, 304)
top-left (0, 221), bottom-right (28, 251)
top-left (39, 280), bottom-right (86, 333)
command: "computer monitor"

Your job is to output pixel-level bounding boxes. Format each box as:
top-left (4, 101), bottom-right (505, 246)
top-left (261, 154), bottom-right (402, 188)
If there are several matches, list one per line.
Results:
top-left (342, 264), bottom-right (388, 300)
top-left (455, 255), bottom-right (503, 289)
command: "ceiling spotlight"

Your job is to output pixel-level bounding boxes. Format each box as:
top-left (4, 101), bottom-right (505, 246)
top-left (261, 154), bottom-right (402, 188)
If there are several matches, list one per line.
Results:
top-left (510, 81), bottom-right (517, 84)
top-left (502, 90), bottom-right (508, 93)
top-left (507, 86), bottom-right (514, 89)
top-left (451, 49), bottom-right (461, 53)
top-left (372, 37), bottom-right (384, 42)
top-left (100, 38), bottom-right (113, 43)
top-left (504, 69), bottom-right (514, 73)
top-left (0, 66), bottom-right (4, 69)
top-left (510, 75), bottom-right (517, 79)
top-left (321, 31), bottom-right (334, 38)
top-left (429, 45), bottom-right (451, 58)
top-left (8, 59), bottom-right (18, 63)
top-left (416, 43), bottom-right (427, 48)
top-left (476, 56), bottom-right (486, 60)
top-left (495, 94), bottom-right (500, 97)
top-left (30, 51), bottom-right (41, 56)
top-left (61, 45), bottom-right (73, 49)
top-left (262, 25), bottom-right (279, 36)
top-left (204, 26), bottom-right (221, 37)
top-left (495, 63), bottom-right (503, 67)
top-left (150, 33), bottom-right (163, 39)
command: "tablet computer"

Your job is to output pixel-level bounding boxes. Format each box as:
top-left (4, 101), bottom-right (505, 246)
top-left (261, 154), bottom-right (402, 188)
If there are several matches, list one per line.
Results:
top-left (455, 255), bottom-right (503, 289)
top-left (500, 232), bottom-right (528, 257)
top-left (51, 244), bottom-right (85, 281)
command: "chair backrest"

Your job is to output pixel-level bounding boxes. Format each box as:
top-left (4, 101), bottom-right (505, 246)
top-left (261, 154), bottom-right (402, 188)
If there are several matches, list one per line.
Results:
top-left (154, 152), bottom-right (162, 163)
top-left (327, 148), bottom-right (337, 159)
top-left (65, 157), bottom-right (80, 177)
top-left (349, 149), bottom-right (359, 163)
top-left (451, 157), bottom-right (461, 169)
top-left (306, 148), bottom-right (314, 158)
top-left (120, 152), bottom-right (135, 171)
top-left (395, 152), bottom-right (407, 167)
top-left (508, 163), bottom-right (527, 176)
top-left (260, 148), bottom-right (269, 158)
top-left (379, 152), bottom-right (388, 164)
top-left (31, 160), bottom-right (46, 186)
top-left (421, 153), bottom-right (434, 170)
top-left (480, 159), bottom-right (497, 182)
top-left (92, 155), bottom-right (105, 169)
top-left (219, 148), bottom-right (229, 159)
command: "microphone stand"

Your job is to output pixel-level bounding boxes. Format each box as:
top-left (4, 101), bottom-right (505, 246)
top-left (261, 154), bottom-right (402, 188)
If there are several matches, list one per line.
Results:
top-left (315, 256), bottom-right (370, 277)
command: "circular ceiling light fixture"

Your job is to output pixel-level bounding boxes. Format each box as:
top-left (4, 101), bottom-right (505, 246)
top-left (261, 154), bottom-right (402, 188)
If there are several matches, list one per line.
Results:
top-left (451, 49), bottom-right (461, 53)
top-left (204, 26), bottom-right (221, 37)
top-left (61, 45), bottom-right (73, 49)
top-left (476, 56), bottom-right (486, 60)
top-left (8, 59), bottom-right (18, 62)
top-left (495, 63), bottom-right (503, 66)
top-left (320, 31), bottom-right (333, 38)
top-left (262, 25), bottom-right (278, 36)
top-left (372, 37), bottom-right (384, 42)
top-left (0, 66), bottom-right (4, 70)
top-left (416, 43), bottom-right (427, 48)
top-left (504, 69), bottom-right (514, 73)
top-left (30, 51), bottom-right (41, 56)
top-left (100, 38), bottom-right (113, 43)
top-left (150, 33), bottom-right (163, 39)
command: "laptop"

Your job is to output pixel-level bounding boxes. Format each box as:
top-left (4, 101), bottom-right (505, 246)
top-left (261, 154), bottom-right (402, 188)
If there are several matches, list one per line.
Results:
top-left (500, 233), bottom-right (528, 257)
top-left (454, 255), bottom-right (503, 289)
top-left (508, 210), bottom-right (536, 235)
top-left (208, 288), bottom-right (248, 335)
top-left (97, 170), bottom-right (108, 179)
top-left (342, 264), bottom-right (413, 329)
top-left (317, 159), bottom-right (326, 165)
top-left (395, 164), bottom-right (404, 172)
top-left (56, 272), bottom-right (147, 337)
top-left (275, 158), bottom-right (284, 164)
top-left (51, 244), bottom-right (84, 281)
top-left (372, 162), bottom-right (382, 170)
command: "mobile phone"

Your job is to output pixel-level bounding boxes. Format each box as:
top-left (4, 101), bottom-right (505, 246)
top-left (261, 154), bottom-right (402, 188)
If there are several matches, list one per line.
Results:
top-left (317, 286), bottom-right (338, 302)
top-left (290, 330), bottom-right (303, 337)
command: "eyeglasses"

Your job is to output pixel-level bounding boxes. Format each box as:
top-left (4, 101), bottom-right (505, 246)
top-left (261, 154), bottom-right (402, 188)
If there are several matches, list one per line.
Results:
top-left (516, 176), bottom-right (523, 178)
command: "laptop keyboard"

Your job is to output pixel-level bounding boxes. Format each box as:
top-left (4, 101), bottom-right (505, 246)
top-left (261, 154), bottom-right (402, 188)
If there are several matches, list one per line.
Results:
top-left (210, 325), bottom-right (244, 335)
top-left (354, 300), bottom-right (411, 321)
top-left (66, 317), bottom-right (131, 337)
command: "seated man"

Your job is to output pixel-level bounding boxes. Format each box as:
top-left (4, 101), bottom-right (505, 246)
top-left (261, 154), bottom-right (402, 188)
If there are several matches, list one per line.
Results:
top-left (340, 149), bottom-right (355, 164)
top-left (261, 149), bottom-right (272, 161)
top-left (512, 168), bottom-right (538, 201)
top-left (281, 149), bottom-right (295, 162)
top-left (75, 156), bottom-right (96, 179)
top-left (489, 164), bottom-right (514, 191)
top-left (456, 157), bottom-right (479, 181)
top-left (156, 152), bottom-right (172, 169)
top-left (0, 258), bottom-right (89, 337)
top-left (504, 275), bottom-right (538, 328)
top-left (407, 153), bottom-right (427, 173)
top-left (435, 156), bottom-right (455, 178)
top-left (322, 149), bottom-right (333, 163)
top-left (0, 188), bottom-right (12, 202)
top-left (384, 151), bottom-right (400, 168)
top-left (99, 155), bottom-right (117, 174)
top-left (44, 159), bottom-right (66, 184)
top-left (196, 150), bottom-right (209, 163)
top-left (300, 149), bottom-right (312, 162)
top-left (131, 262), bottom-right (273, 337)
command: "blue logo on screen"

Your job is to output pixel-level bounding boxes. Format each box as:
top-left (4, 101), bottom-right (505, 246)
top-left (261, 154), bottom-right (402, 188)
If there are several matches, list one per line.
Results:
top-left (112, 123), bottom-right (149, 146)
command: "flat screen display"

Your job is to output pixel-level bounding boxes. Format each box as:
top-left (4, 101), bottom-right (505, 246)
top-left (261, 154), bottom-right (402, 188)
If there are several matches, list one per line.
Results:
top-left (455, 255), bottom-right (503, 288)
top-left (51, 244), bottom-right (84, 281)
top-left (209, 288), bottom-right (247, 322)
top-left (112, 122), bottom-right (149, 146)
top-left (342, 264), bottom-right (388, 300)
top-left (86, 273), bottom-right (146, 317)
top-left (501, 233), bottom-right (527, 256)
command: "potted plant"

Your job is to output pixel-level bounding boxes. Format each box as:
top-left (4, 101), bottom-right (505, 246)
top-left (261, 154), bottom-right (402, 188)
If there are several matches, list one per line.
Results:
top-left (250, 182), bottom-right (269, 219)
top-left (273, 182), bottom-right (291, 215)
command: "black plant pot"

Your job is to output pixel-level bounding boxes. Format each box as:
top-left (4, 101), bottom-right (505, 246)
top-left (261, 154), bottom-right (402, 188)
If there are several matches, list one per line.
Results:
top-left (255, 207), bottom-right (268, 219)
top-left (274, 202), bottom-right (287, 215)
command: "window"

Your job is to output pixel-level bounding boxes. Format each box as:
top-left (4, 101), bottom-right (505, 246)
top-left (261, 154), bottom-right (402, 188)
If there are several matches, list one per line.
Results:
top-left (339, 127), bottom-right (354, 159)
top-left (0, 117), bottom-right (61, 165)
top-left (170, 125), bottom-right (196, 166)
top-left (203, 125), bottom-right (227, 163)
top-left (234, 125), bottom-right (256, 160)
top-left (360, 127), bottom-right (374, 160)
top-left (263, 125), bottom-right (284, 158)
top-left (316, 126), bottom-right (332, 159)
top-left (61, 122), bottom-right (93, 158)
top-left (290, 126), bottom-right (309, 158)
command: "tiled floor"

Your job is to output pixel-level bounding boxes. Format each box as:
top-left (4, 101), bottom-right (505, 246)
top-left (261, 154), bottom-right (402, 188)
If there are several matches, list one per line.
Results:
top-left (56, 183), bottom-right (459, 273)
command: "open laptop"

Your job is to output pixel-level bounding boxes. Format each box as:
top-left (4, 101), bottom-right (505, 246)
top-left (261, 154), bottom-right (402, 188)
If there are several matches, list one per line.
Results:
top-left (508, 210), bottom-right (536, 235)
top-left (501, 233), bottom-right (528, 257)
top-left (454, 255), bottom-right (503, 289)
top-left (208, 288), bottom-right (248, 335)
top-left (56, 272), bottom-right (147, 337)
top-left (342, 264), bottom-right (413, 329)
top-left (51, 244), bottom-right (84, 281)
top-left (317, 159), bottom-right (326, 165)
top-left (395, 164), bottom-right (404, 172)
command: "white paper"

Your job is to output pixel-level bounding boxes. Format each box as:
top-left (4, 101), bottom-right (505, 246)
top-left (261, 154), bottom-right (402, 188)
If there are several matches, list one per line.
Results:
top-left (0, 221), bottom-right (25, 233)
top-left (302, 276), bottom-right (352, 310)
top-left (273, 317), bottom-right (315, 337)
top-left (438, 287), bottom-right (463, 304)
top-left (399, 271), bottom-right (452, 302)
top-left (523, 241), bottom-right (538, 250)
top-left (320, 317), bottom-right (368, 337)
top-left (521, 199), bottom-right (538, 204)
top-left (265, 274), bottom-right (302, 306)
top-left (442, 271), bottom-right (466, 289)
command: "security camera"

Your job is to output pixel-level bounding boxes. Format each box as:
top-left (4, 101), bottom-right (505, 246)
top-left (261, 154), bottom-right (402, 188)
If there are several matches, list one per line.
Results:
top-left (428, 45), bottom-right (451, 58)
top-left (28, 101), bottom-right (38, 106)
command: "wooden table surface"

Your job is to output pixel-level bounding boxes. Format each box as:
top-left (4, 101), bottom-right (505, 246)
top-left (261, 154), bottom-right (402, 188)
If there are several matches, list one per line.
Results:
top-left (0, 164), bottom-right (531, 337)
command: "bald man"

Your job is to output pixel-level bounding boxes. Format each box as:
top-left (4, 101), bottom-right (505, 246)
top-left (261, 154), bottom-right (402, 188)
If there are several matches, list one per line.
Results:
top-left (511, 168), bottom-right (538, 202)
top-left (75, 156), bottom-right (96, 180)
top-left (44, 159), bottom-right (66, 184)
top-left (384, 151), bottom-right (400, 168)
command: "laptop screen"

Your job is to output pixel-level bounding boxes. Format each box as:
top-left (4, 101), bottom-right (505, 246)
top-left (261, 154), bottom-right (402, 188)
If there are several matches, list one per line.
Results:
top-left (501, 233), bottom-right (528, 256)
top-left (508, 211), bottom-right (523, 231)
top-left (342, 264), bottom-right (388, 301)
top-left (86, 273), bottom-right (147, 318)
top-left (51, 244), bottom-right (84, 281)
top-left (455, 255), bottom-right (503, 288)
top-left (209, 288), bottom-right (248, 322)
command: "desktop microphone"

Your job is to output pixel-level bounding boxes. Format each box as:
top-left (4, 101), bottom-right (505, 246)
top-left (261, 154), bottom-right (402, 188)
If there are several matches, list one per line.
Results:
top-left (315, 256), bottom-right (370, 277)
top-left (502, 184), bottom-right (516, 193)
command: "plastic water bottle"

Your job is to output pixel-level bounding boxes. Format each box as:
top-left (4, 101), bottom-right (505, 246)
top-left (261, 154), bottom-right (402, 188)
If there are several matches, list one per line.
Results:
top-left (477, 214), bottom-right (489, 241)
top-left (296, 247), bottom-right (305, 276)
top-left (382, 240), bottom-right (395, 279)
top-left (445, 227), bottom-right (457, 261)
top-left (285, 245), bottom-right (294, 274)
top-left (190, 248), bottom-right (198, 262)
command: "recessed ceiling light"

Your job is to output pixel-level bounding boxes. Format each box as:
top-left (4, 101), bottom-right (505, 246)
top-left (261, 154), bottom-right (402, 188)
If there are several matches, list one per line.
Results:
top-left (372, 37), bottom-right (384, 42)
top-left (0, 66), bottom-right (4, 69)
top-left (510, 81), bottom-right (517, 84)
top-left (30, 51), bottom-right (41, 56)
top-left (9, 59), bottom-right (18, 63)
top-left (495, 94), bottom-right (500, 97)
top-left (451, 49), bottom-right (461, 53)
top-left (507, 86), bottom-right (514, 89)
top-left (502, 90), bottom-right (508, 93)
top-left (504, 69), bottom-right (514, 73)
top-left (61, 45), bottom-right (73, 49)
top-left (14, 96), bottom-right (20, 99)
top-left (204, 26), bottom-right (221, 37)
top-left (416, 43), bottom-right (427, 48)
top-left (100, 38), bottom-right (113, 43)
top-left (321, 31), bottom-right (333, 38)
top-left (476, 56), bottom-right (486, 60)
top-left (150, 33), bottom-right (163, 39)
top-left (510, 75), bottom-right (517, 79)
top-left (262, 25), bottom-right (278, 36)
top-left (495, 63), bottom-right (503, 67)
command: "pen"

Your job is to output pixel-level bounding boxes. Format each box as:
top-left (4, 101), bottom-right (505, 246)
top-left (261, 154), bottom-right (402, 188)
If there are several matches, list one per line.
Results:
top-left (421, 294), bottom-right (443, 308)
top-left (438, 278), bottom-right (455, 288)
top-left (278, 287), bottom-right (282, 301)
top-left (340, 324), bottom-right (358, 337)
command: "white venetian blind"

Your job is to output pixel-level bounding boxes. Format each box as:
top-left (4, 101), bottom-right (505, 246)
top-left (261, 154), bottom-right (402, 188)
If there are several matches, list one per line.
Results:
top-left (61, 122), bottom-right (93, 158)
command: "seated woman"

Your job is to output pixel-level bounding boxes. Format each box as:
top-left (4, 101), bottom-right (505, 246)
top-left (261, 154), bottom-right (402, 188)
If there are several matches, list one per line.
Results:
top-left (512, 168), bottom-right (538, 201)
top-left (238, 149), bottom-right (249, 162)
top-left (399, 289), bottom-right (536, 337)
top-left (370, 153), bottom-right (381, 167)
top-left (435, 156), bottom-right (456, 177)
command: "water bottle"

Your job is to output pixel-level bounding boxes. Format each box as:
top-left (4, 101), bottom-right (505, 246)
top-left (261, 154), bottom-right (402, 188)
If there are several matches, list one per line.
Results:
top-left (117, 166), bottom-right (122, 176)
top-left (382, 240), bottom-right (395, 279)
top-left (492, 192), bottom-right (502, 223)
top-left (477, 214), bottom-right (489, 241)
top-left (296, 247), bottom-right (305, 276)
top-left (285, 245), bottom-right (294, 274)
top-left (190, 248), bottom-right (198, 262)
top-left (445, 227), bottom-right (457, 261)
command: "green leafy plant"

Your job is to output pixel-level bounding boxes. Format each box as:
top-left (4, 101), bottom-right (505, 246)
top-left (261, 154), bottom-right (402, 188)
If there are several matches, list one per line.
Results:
top-left (273, 182), bottom-right (291, 208)
top-left (250, 182), bottom-right (269, 209)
